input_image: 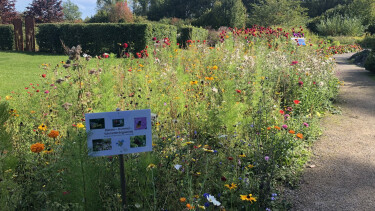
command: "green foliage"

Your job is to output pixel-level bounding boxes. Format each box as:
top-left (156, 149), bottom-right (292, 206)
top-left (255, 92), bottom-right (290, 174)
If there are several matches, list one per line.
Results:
top-left (359, 35), bottom-right (375, 50)
top-left (316, 15), bottom-right (366, 36)
top-left (193, 0), bottom-right (247, 29)
top-left (364, 50), bottom-right (375, 72)
top-left (62, 0), bottom-right (82, 22)
top-left (347, 0), bottom-right (375, 26)
top-left (301, 0), bottom-right (352, 17)
top-left (36, 23), bottom-right (177, 55)
top-left (178, 26), bottom-right (208, 47)
top-left (0, 25), bottom-right (13, 50)
top-left (249, 0), bottom-right (308, 27)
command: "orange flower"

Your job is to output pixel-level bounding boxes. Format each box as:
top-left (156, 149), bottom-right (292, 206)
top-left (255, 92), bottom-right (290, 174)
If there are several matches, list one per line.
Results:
top-left (30, 143), bottom-right (45, 153)
top-left (289, 130), bottom-right (295, 134)
top-left (274, 126), bottom-right (281, 130)
top-left (186, 204), bottom-right (194, 209)
top-left (180, 197), bottom-right (186, 203)
top-left (48, 130), bottom-right (59, 138)
top-left (296, 133), bottom-right (304, 139)
top-left (267, 127), bottom-right (271, 130)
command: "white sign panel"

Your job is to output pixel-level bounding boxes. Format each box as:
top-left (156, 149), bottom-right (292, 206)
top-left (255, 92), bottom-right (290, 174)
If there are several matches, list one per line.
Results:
top-left (85, 109), bottom-right (152, 156)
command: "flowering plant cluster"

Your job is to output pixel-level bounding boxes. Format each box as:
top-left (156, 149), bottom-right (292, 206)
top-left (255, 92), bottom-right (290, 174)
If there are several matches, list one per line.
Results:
top-left (0, 26), bottom-right (343, 210)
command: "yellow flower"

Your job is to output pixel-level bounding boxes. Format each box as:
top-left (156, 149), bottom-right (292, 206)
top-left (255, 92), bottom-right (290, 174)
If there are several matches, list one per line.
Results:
top-left (224, 183), bottom-right (238, 190)
top-left (212, 65), bottom-right (218, 70)
top-left (198, 205), bottom-right (206, 209)
top-left (239, 153), bottom-right (246, 158)
top-left (180, 197), bottom-right (186, 202)
top-left (30, 143), bottom-right (45, 153)
top-left (190, 80), bottom-right (198, 85)
top-left (147, 163), bottom-right (156, 170)
top-left (240, 194), bottom-right (257, 203)
top-left (38, 124), bottom-right (47, 131)
top-left (247, 164), bottom-right (254, 168)
top-left (76, 123), bottom-right (85, 128)
top-left (205, 76), bottom-right (214, 80)
top-left (43, 148), bottom-right (54, 154)
top-left (5, 96), bottom-right (12, 100)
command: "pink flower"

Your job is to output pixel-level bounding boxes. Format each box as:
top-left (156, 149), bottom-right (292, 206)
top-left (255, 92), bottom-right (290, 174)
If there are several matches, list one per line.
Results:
top-left (123, 43), bottom-right (128, 48)
top-left (303, 122), bottom-right (309, 127)
top-left (265, 156), bottom-right (270, 161)
top-left (298, 81), bottom-right (304, 86)
top-left (152, 37), bottom-right (157, 41)
top-left (42, 74), bottom-right (46, 78)
top-left (282, 124), bottom-right (288, 129)
top-left (44, 90), bottom-right (50, 94)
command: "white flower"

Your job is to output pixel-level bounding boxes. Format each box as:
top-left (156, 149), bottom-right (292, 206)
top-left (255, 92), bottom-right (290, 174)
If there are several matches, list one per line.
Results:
top-left (212, 87), bottom-right (218, 93)
top-left (206, 194), bottom-right (221, 206)
top-left (174, 164), bottom-right (182, 170)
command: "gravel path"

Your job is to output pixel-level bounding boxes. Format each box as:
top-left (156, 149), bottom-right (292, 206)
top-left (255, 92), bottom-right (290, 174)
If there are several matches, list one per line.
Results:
top-left (290, 53), bottom-right (375, 210)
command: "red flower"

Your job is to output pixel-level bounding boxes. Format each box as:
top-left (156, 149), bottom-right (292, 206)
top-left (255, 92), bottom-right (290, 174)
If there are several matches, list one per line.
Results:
top-left (152, 37), bottom-right (157, 41)
top-left (279, 110), bottom-right (285, 114)
top-left (298, 81), bottom-right (304, 86)
top-left (123, 43), bottom-right (128, 48)
top-left (42, 74), bottom-right (46, 78)
top-left (228, 157), bottom-right (234, 160)
top-left (221, 176), bottom-right (227, 181)
top-left (236, 89), bottom-right (241, 93)
top-left (293, 100), bottom-right (300, 105)
top-left (290, 61), bottom-right (298, 65)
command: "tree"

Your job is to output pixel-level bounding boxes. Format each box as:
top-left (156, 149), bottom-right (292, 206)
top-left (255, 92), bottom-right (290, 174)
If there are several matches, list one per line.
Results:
top-left (62, 0), bottom-right (82, 22)
top-left (193, 0), bottom-right (246, 29)
top-left (0, 0), bottom-right (18, 24)
top-left (249, 0), bottom-right (308, 27)
top-left (25, 0), bottom-right (64, 23)
top-left (108, 1), bottom-right (133, 23)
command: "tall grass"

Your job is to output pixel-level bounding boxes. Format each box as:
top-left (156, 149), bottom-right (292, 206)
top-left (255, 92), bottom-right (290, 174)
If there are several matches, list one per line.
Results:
top-left (316, 15), bottom-right (366, 36)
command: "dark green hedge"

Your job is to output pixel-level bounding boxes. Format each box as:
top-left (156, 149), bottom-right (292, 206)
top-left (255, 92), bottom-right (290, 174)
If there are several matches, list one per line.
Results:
top-left (0, 25), bottom-right (14, 50)
top-left (178, 26), bottom-right (208, 47)
top-left (36, 23), bottom-right (177, 55)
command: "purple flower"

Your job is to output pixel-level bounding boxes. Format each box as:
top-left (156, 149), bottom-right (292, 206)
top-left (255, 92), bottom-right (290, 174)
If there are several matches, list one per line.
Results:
top-left (265, 156), bottom-right (270, 161)
top-left (282, 124), bottom-right (288, 129)
top-left (284, 114), bottom-right (290, 120)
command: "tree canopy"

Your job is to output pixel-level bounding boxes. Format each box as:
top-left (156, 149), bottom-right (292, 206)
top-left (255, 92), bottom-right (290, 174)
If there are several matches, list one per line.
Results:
top-left (25, 0), bottom-right (64, 23)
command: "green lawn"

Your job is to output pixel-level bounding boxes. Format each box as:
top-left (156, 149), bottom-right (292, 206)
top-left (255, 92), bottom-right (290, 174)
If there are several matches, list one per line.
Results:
top-left (0, 51), bottom-right (65, 98)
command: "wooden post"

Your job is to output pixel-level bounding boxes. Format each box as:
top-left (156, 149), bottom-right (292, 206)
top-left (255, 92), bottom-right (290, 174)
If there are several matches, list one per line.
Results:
top-left (12, 19), bottom-right (23, 51)
top-left (25, 16), bottom-right (35, 52)
top-left (119, 154), bottom-right (127, 210)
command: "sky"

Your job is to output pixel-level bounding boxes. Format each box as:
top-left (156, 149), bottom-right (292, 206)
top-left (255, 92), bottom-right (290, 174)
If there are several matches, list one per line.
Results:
top-left (15, 0), bottom-right (98, 19)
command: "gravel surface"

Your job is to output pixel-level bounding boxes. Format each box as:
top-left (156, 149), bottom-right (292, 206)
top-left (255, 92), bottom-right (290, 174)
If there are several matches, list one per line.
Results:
top-left (289, 53), bottom-right (375, 211)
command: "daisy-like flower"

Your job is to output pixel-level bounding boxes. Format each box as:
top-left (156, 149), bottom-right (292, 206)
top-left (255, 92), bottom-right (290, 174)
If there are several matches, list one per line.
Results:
top-left (38, 123), bottom-right (47, 131)
top-left (240, 194), bottom-right (257, 203)
top-left (206, 194), bottom-right (221, 206)
top-left (224, 183), bottom-right (238, 190)
top-left (296, 133), bottom-right (304, 139)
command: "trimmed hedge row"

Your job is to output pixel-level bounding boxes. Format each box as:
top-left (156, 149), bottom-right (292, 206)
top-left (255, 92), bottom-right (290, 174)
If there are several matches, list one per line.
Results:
top-left (178, 26), bottom-right (208, 47)
top-left (0, 25), bottom-right (14, 50)
top-left (36, 23), bottom-right (177, 55)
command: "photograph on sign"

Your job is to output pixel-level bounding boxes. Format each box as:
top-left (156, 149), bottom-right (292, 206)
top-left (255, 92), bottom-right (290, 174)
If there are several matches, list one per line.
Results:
top-left (85, 109), bottom-right (152, 156)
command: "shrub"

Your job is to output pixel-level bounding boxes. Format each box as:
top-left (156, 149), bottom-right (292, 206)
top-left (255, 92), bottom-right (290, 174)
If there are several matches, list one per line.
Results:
top-left (316, 15), bottom-right (366, 36)
top-left (358, 35), bottom-right (375, 50)
top-left (364, 50), bottom-right (375, 72)
top-left (0, 24), bottom-right (13, 50)
top-left (36, 23), bottom-right (177, 55)
top-left (178, 26), bottom-right (208, 47)
top-left (248, 0), bottom-right (308, 28)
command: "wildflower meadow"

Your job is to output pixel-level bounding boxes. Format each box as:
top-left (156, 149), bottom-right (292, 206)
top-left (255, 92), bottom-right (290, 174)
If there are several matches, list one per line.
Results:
top-left (0, 26), bottom-right (361, 210)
